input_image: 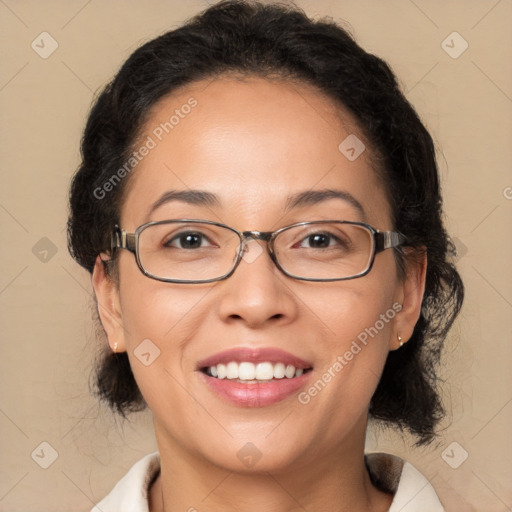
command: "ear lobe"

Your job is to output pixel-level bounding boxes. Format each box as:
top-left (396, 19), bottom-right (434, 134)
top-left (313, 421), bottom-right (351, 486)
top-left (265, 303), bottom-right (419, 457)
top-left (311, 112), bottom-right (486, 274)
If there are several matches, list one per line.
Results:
top-left (92, 254), bottom-right (126, 353)
top-left (390, 248), bottom-right (427, 351)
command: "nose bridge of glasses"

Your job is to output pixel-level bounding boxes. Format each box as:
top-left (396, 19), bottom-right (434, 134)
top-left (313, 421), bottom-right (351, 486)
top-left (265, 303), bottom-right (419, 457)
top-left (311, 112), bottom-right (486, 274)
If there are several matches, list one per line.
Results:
top-left (241, 230), bottom-right (273, 243)
top-left (236, 231), bottom-right (275, 262)
top-left (238, 230), bottom-right (273, 253)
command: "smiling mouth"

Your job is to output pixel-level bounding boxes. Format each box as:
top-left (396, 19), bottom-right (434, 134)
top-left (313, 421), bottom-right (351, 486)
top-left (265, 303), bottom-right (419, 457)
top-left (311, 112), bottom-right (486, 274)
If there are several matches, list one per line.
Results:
top-left (202, 361), bottom-right (313, 382)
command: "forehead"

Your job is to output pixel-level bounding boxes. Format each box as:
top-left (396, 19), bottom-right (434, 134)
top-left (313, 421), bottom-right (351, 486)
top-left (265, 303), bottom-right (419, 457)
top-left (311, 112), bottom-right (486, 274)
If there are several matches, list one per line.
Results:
top-left (122, 76), bottom-right (391, 228)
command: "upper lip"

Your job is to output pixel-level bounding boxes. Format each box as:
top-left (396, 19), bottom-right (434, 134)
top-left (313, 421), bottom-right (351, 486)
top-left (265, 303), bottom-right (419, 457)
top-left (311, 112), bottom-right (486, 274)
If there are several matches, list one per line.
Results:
top-left (197, 347), bottom-right (313, 370)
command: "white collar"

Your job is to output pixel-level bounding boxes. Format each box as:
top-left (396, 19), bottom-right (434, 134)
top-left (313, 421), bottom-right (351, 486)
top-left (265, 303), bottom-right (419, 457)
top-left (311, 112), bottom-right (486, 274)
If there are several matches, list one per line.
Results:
top-left (92, 452), bottom-right (444, 512)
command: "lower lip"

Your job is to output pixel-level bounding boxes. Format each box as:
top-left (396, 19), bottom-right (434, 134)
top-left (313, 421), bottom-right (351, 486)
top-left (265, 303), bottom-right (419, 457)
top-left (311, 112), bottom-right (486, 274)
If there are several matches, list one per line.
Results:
top-left (200, 372), bottom-right (311, 407)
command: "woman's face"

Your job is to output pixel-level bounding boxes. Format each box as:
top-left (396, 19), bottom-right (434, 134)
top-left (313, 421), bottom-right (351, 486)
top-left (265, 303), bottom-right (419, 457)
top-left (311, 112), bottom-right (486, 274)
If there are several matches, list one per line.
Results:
top-left (95, 76), bottom-right (423, 473)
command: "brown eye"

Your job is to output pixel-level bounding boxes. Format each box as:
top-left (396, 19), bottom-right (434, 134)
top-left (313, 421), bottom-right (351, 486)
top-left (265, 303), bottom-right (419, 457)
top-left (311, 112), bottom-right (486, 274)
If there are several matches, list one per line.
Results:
top-left (165, 231), bottom-right (210, 249)
top-left (303, 233), bottom-right (332, 248)
top-left (295, 231), bottom-right (348, 250)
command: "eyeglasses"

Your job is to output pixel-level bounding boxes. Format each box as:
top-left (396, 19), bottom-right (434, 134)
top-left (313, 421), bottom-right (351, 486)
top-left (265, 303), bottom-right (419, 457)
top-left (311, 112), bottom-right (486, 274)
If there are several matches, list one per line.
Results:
top-left (110, 219), bottom-right (405, 284)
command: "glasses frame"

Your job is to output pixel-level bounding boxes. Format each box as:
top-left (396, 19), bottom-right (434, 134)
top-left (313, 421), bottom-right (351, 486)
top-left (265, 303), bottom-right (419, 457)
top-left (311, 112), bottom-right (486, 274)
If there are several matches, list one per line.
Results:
top-left (110, 219), bottom-right (406, 284)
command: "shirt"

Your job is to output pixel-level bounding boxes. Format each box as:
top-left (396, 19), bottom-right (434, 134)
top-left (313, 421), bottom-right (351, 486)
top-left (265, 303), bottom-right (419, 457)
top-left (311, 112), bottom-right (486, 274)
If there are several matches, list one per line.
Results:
top-left (91, 452), bottom-right (445, 512)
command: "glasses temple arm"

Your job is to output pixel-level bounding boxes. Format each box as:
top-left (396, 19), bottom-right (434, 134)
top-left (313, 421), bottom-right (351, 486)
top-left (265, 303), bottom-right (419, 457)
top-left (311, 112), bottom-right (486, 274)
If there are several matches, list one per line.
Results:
top-left (111, 227), bottom-right (137, 253)
top-left (375, 231), bottom-right (406, 252)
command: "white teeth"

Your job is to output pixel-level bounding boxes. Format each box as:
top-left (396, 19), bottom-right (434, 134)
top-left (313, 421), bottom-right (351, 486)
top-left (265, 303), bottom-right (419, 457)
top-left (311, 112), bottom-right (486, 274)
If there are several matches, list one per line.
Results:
top-left (217, 363), bottom-right (227, 379)
top-left (239, 362), bottom-right (255, 380)
top-left (273, 362), bottom-right (285, 379)
top-left (284, 364), bottom-right (296, 379)
top-left (226, 361), bottom-right (238, 379)
top-left (255, 362), bottom-right (274, 380)
top-left (206, 361), bottom-right (308, 381)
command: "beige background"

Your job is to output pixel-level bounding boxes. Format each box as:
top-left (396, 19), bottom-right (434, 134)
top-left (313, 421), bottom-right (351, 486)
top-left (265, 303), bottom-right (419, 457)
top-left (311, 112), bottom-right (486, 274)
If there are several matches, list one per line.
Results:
top-left (0, 1), bottom-right (511, 510)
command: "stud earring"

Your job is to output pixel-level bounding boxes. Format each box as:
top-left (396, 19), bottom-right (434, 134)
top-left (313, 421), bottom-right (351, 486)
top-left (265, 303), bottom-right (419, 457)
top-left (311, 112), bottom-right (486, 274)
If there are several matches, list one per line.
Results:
top-left (113, 342), bottom-right (118, 353)
top-left (398, 335), bottom-right (403, 348)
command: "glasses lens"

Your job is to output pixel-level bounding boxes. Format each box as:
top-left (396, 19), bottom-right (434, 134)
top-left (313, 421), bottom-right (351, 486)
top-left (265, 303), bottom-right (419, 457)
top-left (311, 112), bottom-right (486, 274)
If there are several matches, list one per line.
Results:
top-left (138, 222), bottom-right (240, 281)
top-left (274, 222), bottom-right (374, 280)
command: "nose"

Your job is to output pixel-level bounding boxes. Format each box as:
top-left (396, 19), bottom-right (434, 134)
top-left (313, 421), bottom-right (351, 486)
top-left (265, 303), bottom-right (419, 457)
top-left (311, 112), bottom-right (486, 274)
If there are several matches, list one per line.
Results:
top-left (215, 238), bottom-right (299, 328)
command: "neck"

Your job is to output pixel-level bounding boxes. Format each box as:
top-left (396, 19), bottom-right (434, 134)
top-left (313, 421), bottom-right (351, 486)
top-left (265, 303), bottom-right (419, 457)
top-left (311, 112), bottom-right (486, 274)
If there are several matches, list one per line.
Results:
top-left (149, 423), bottom-right (392, 512)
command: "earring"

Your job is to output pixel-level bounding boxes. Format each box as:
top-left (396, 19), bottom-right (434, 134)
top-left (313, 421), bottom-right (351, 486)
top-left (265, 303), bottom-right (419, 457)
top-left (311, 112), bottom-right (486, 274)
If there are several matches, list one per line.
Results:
top-left (398, 335), bottom-right (403, 348)
top-left (113, 342), bottom-right (118, 353)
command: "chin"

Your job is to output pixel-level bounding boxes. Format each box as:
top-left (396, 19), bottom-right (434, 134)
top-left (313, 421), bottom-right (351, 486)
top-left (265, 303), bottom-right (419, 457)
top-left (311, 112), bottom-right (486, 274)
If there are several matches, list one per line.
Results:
top-left (195, 432), bottom-right (312, 475)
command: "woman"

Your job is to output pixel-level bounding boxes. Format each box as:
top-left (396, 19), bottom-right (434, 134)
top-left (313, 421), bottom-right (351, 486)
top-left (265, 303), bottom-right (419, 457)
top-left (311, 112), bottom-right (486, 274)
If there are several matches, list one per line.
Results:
top-left (68, 1), bottom-right (464, 510)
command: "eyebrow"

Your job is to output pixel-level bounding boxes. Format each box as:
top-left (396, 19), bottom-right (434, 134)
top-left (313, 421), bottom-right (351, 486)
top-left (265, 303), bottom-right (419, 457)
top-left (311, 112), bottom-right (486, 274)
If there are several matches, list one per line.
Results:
top-left (284, 189), bottom-right (366, 220)
top-left (149, 187), bottom-right (366, 220)
top-left (148, 189), bottom-right (220, 216)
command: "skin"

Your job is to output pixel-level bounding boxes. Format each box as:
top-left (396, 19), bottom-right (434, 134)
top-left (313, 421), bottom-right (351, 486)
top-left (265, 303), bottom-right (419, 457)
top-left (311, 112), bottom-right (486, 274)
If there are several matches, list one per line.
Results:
top-left (93, 76), bottom-right (426, 512)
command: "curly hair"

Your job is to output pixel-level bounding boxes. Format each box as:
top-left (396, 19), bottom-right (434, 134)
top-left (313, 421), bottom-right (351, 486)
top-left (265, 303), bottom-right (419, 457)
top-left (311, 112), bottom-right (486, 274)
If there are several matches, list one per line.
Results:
top-left (68, 0), bottom-right (464, 444)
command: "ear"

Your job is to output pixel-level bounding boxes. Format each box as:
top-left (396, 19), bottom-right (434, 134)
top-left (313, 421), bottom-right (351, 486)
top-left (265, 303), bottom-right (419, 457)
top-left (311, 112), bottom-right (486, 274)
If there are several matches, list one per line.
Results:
top-left (91, 254), bottom-right (126, 353)
top-left (390, 248), bottom-right (427, 351)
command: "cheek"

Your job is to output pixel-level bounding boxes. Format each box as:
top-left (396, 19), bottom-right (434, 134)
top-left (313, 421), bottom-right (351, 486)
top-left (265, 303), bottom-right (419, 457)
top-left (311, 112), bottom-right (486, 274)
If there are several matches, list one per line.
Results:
top-left (306, 284), bottom-right (396, 373)
top-left (303, 256), bottom-right (399, 353)
top-left (296, 273), bottom-right (399, 417)
top-left (117, 268), bottom-right (209, 405)
top-left (117, 253), bottom-right (211, 342)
